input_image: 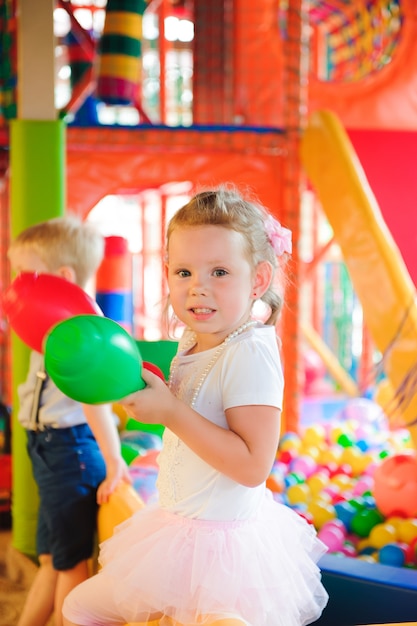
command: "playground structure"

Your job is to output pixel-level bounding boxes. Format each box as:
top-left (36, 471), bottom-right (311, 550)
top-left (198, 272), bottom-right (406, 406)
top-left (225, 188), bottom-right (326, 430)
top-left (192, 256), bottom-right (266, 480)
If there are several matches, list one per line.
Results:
top-left (2, 1), bottom-right (417, 427)
top-left (2, 1), bottom-right (417, 623)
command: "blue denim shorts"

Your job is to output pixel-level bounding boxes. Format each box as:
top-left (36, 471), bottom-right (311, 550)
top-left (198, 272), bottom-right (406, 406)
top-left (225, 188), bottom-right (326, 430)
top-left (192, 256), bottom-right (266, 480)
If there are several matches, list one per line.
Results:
top-left (27, 423), bottom-right (106, 570)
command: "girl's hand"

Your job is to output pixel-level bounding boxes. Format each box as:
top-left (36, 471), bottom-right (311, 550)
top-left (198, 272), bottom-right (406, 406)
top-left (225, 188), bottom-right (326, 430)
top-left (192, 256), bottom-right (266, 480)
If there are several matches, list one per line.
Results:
top-left (119, 368), bottom-right (175, 425)
top-left (96, 456), bottom-right (132, 505)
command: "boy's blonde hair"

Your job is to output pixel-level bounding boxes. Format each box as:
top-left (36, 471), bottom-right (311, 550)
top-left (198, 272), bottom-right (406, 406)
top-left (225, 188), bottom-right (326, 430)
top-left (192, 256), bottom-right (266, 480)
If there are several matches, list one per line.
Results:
top-left (8, 215), bottom-right (104, 288)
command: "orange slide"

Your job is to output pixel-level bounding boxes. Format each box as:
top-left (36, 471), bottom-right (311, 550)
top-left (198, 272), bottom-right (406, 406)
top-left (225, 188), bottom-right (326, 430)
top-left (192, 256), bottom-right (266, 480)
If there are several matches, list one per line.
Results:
top-left (300, 110), bottom-right (417, 449)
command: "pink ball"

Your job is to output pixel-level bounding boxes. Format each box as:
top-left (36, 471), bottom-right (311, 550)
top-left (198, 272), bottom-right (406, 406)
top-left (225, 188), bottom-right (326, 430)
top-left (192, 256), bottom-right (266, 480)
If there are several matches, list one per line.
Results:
top-left (353, 475), bottom-right (374, 496)
top-left (323, 519), bottom-right (347, 535)
top-left (318, 525), bottom-right (345, 552)
top-left (290, 455), bottom-right (317, 478)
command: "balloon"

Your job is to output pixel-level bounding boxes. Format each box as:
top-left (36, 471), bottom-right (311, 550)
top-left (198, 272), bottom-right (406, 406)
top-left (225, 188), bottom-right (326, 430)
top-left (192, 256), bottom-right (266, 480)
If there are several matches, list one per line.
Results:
top-left (373, 453), bottom-right (417, 518)
top-left (45, 314), bottom-right (145, 403)
top-left (2, 272), bottom-right (102, 352)
top-left (142, 361), bottom-right (166, 381)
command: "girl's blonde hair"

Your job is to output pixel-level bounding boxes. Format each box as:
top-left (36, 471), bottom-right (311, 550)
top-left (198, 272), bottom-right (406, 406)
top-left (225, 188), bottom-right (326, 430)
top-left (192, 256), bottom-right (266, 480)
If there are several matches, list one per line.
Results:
top-left (167, 185), bottom-right (289, 325)
top-left (8, 215), bottom-right (104, 288)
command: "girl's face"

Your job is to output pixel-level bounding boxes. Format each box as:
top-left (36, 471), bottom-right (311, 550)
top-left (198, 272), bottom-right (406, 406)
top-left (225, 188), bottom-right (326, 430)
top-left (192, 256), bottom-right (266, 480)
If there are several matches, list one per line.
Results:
top-left (166, 225), bottom-right (271, 350)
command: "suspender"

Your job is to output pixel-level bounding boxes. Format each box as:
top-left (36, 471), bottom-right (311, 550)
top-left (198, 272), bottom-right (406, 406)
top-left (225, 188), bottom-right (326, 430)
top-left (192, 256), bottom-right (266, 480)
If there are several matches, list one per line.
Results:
top-left (29, 367), bottom-right (48, 431)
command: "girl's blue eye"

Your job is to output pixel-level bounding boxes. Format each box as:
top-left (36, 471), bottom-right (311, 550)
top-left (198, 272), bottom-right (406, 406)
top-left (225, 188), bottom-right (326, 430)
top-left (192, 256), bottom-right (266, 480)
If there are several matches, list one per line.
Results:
top-left (213, 269), bottom-right (227, 277)
top-left (177, 269), bottom-right (190, 278)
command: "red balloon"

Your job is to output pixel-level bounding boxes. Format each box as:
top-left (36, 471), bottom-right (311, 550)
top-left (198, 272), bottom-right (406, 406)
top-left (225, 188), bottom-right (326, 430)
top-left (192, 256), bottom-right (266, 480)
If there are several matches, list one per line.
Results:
top-left (2, 272), bottom-right (102, 353)
top-left (142, 361), bottom-right (166, 382)
top-left (373, 453), bottom-right (417, 518)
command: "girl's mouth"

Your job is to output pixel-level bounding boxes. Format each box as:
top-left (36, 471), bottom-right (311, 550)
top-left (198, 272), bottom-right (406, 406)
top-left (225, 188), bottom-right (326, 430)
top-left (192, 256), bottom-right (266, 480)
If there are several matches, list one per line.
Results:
top-left (191, 307), bottom-right (214, 314)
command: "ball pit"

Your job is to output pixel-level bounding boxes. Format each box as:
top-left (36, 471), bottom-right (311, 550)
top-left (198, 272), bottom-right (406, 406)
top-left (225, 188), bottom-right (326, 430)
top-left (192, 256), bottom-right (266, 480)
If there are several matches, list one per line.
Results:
top-left (117, 395), bottom-right (417, 575)
top-left (274, 397), bottom-right (417, 571)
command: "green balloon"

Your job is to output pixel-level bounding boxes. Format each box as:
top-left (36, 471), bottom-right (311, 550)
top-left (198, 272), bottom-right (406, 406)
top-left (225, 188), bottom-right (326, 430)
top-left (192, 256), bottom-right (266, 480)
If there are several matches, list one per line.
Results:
top-left (45, 314), bottom-right (145, 404)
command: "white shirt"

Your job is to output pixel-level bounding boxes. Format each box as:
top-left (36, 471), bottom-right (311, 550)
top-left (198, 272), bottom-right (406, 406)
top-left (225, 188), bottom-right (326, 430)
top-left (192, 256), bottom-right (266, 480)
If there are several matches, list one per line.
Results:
top-left (157, 324), bottom-right (284, 520)
top-left (17, 351), bottom-right (87, 429)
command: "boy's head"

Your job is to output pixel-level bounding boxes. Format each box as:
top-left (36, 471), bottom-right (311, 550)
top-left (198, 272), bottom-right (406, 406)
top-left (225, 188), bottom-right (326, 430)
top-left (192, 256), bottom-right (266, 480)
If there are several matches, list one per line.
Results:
top-left (8, 216), bottom-right (105, 288)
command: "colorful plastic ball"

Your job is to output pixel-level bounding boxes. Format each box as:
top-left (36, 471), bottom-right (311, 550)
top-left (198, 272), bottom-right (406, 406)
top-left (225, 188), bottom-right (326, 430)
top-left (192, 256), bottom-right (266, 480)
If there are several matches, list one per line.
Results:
top-left (358, 554), bottom-right (378, 563)
top-left (286, 483), bottom-right (311, 506)
top-left (318, 525), bottom-right (345, 552)
top-left (368, 523), bottom-right (397, 549)
top-left (279, 432), bottom-right (301, 452)
top-left (353, 475), bottom-right (374, 496)
top-left (358, 544), bottom-right (375, 556)
top-left (373, 453), bottom-right (417, 518)
top-left (379, 543), bottom-right (407, 568)
top-left (319, 447), bottom-right (342, 466)
top-left (302, 424), bottom-right (327, 447)
top-left (331, 474), bottom-right (353, 491)
top-left (341, 542), bottom-right (357, 557)
top-left (350, 509), bottom-right (385, 538)
top-left (290, 455), bottom-right (317, 479)
top-left (319, 461), bottom-right (339, 478)
top-left (307, 500), bottom-right (336, 529)
top-left (405, 537), bottom-right (417, 565)
top-left (307, 472), bottom-right (330, 495)
top-left (322, 519), bottom-right (347, 534)
top-left (278, 449), bottom-right (298, 465)
top-left (397, 519), bottom-right (417, 544)
top-left (356, 438), bottom-right (370, 452)
top-left (337, 432), bottom-right (355, 448)
top-left (284, 472), bottom-right (305, 488)
top-left (334, 501), bottom-right (357, 530)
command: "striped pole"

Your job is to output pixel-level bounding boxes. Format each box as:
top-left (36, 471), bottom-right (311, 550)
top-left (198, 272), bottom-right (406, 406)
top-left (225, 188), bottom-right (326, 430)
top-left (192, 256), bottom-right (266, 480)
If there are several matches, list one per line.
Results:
top-left (96, 0), bottom-right (146, 105)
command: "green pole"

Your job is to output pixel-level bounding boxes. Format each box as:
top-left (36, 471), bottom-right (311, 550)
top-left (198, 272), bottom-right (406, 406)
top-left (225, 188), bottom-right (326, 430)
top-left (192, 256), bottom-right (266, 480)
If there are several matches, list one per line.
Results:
top-left (10, 119), bottom-right (65, 557)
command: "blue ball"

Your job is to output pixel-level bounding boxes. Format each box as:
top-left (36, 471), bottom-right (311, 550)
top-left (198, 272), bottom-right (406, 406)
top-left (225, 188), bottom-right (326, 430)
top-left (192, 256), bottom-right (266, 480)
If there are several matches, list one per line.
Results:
top-left (379, 543), bottom-right (406, 568)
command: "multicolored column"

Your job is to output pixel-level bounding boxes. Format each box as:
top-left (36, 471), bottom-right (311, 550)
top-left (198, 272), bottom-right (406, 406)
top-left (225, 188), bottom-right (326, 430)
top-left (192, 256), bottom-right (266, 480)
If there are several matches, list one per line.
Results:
top-left (96, 236), bottom-right (134, 334)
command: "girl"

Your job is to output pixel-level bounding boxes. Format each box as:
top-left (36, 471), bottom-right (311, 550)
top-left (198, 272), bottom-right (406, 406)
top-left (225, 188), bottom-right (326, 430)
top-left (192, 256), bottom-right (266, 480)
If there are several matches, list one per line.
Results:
top-left (63, 187), bottom-right (328, 626)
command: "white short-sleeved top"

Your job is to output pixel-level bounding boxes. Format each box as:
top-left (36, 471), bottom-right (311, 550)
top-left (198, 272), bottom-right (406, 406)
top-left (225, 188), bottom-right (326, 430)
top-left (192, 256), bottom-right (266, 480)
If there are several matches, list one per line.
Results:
top-left (17, 351), bottom-right (87, 429)
top-left (157, 324), bottom-right (284, 520)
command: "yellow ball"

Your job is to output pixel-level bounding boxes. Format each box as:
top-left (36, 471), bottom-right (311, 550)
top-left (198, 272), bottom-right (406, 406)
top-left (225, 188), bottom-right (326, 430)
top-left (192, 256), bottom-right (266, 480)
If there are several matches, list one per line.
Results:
top-left (286, 483), bottom-right (311, 505)
top-left (397, 519), bottom-right (417, 544)
top-left (318, 446), bottom-right (342, 465)
top-left (302, 424), bottom-right (327, 447)
top-left (331, 474), bottom-right (354, 491)
top-left (279, 434), bottom-right (302, 452)
top-left (369, 523), bottom-right (397, 549)
top-left (307, 472), bottom-right (330, 495)
top-left (307, 500), bottom-right (336, 530)
top-left (340, 446), bottom-right (366, 475)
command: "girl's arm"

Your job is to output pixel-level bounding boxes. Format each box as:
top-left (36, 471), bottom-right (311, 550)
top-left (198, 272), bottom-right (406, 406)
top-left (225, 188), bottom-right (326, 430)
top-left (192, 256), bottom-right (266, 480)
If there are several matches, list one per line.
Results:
top-left (121, 370), bottom-right (281, 487)
top-left (82, 403), bottom-right (131, 504)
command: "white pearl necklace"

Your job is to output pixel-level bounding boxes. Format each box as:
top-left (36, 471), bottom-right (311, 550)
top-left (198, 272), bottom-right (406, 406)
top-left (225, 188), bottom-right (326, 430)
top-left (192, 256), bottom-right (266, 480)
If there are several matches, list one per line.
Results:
top-left (168, 320), bottom-right (257, 407)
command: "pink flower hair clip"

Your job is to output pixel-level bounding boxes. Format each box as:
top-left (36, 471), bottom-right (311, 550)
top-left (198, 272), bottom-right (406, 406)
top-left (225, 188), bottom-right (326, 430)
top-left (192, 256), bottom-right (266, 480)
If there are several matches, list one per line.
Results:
top-left (264, 215), bottom-right (292, 256)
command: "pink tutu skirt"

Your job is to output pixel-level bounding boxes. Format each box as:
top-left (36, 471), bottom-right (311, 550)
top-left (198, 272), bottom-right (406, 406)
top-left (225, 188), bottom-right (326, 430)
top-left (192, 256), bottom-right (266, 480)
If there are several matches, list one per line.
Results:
top-left (92, 491), bottom-right (328, 626)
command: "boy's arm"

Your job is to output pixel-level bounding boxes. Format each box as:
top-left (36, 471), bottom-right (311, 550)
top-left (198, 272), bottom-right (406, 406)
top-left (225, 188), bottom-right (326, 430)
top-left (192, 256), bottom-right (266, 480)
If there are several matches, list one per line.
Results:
top-left (82, 403), bottom-right (131, 504)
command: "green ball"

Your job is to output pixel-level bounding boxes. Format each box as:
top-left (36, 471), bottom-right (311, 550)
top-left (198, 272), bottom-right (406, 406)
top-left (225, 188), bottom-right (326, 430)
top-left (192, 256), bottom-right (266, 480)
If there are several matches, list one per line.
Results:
top-left (45, 314), bottom-right (145, 404)
top-left (350, 508), bottom-right (384, 538)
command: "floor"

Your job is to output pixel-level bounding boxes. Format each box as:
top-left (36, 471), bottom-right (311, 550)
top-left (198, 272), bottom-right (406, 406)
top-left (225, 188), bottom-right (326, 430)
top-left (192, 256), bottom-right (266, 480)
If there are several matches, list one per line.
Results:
top-left (0, 528), bottom-right (42, 626)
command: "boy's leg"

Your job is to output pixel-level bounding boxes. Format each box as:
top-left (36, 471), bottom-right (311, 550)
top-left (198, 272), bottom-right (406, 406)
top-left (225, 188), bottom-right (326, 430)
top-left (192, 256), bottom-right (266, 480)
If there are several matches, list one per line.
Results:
top-left (17, 554), bottom-right (58, 626)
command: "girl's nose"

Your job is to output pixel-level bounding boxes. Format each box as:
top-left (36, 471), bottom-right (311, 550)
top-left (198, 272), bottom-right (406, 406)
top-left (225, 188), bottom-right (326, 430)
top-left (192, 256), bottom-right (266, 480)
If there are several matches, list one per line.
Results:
top-left (190, 278), bottom-right (207, 296)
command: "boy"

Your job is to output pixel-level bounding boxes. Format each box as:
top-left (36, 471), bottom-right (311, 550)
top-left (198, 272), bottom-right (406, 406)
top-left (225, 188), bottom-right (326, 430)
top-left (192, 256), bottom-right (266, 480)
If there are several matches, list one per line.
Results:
top-left (8, 216), bottom-right (130, 626)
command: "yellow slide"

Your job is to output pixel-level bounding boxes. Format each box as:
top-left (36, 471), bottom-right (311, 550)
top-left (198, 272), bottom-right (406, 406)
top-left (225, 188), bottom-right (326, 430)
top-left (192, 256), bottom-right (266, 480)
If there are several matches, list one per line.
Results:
top-left (300, 110), bottom-right (417, 449)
